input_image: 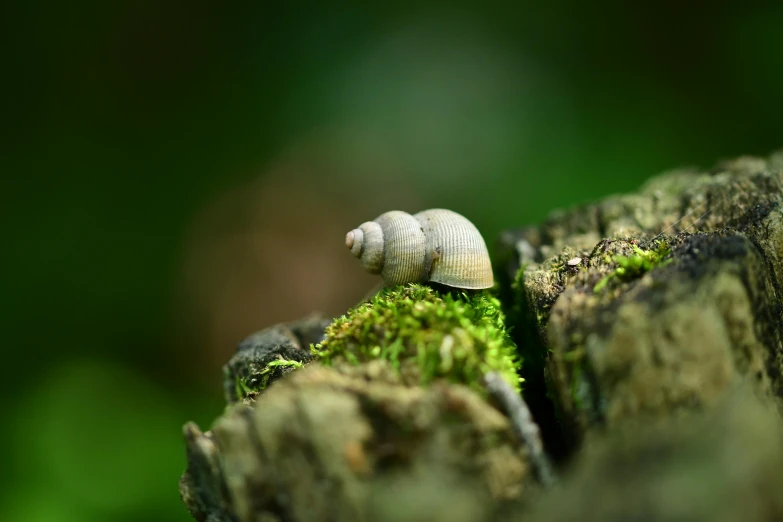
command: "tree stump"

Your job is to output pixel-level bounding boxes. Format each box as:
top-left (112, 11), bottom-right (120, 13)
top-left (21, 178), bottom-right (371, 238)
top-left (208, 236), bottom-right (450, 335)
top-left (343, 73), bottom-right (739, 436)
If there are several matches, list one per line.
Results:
top-left (181, 150), bottom-right (783, 522)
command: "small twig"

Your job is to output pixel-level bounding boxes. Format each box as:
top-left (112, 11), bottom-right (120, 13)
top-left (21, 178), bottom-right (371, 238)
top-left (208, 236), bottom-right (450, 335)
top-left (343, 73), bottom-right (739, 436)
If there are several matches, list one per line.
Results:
top-left (482, 372), bottom-right (557, 488)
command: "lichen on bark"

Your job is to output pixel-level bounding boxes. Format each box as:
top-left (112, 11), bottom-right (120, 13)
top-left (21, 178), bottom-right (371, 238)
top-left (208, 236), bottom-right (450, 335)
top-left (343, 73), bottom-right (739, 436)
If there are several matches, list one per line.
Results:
top-left (182, 289), bottom-right (536, 522)
top-left (181, 363), bottom-right (534, 522)
top-left (497, 152), bottom-right (783, 451)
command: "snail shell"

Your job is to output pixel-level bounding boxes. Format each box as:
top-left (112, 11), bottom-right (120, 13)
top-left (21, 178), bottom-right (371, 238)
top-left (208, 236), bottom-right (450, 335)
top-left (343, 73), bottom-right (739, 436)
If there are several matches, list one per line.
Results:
top-left (345, 208), bottom-right (494, 289)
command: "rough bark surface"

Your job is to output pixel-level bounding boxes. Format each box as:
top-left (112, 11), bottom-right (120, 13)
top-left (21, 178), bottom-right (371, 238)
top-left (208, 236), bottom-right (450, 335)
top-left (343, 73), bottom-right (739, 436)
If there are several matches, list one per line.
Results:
top-left (181, 150), bottom-right (783, 522)
top-left (223, 313), bottom-right (331, 404)
top-left (181, 361), bottom-right (534, 522)
top-left (516, 387), bottom-right (783, 522)
top-left (496, 151), bottom-right (783, 452)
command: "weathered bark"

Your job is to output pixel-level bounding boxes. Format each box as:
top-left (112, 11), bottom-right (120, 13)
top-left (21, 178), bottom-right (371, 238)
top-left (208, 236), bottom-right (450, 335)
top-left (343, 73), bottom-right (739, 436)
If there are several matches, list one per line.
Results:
top-left (181, 150), bottom-right (783, 522)
top-left (515, 386), bottom-right (783, 522)
top-left (496, 152), bottom-right (783, 453)
top-left (181, 361), bottom-right (534, 522)
top-left (222, 313), bottom-right (331, 404)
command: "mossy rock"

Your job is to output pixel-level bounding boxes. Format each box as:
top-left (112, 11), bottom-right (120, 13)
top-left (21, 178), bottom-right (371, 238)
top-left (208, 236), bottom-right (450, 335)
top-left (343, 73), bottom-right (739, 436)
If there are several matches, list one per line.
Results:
top-left (182, 149), bottom-right (783, 522)
top-left (182, 284), bottom-right (532, 522)
top-left (180, 364), bottom-right (534, 522)
top-left (497, 152), bottom-right (783, 451)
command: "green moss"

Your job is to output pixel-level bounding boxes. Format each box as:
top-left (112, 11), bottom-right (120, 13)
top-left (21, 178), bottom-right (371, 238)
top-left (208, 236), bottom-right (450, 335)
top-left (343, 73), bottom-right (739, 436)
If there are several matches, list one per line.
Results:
top-left (234, 376), bottom-right (254, 401)
top-left (234, 358), bottom-right (305, 401)
top-left (594, 240), bottom-right (672, 293)
top-left (312, 284), bottom-right (521, 393)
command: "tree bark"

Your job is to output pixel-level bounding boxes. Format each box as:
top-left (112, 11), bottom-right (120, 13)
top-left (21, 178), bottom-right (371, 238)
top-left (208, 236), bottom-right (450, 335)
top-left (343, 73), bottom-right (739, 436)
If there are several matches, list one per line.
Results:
top-left (181, 150), bottom-right (783, 522)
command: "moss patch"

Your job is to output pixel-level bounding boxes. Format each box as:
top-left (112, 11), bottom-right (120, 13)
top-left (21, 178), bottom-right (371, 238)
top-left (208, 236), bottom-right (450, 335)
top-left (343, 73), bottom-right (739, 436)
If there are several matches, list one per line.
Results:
top-left (233, 357), bottom-right (306, 402)
top-left (312, 284), bottom-right (521, 394)
top-left (593, 240), bottom-right (672, 293)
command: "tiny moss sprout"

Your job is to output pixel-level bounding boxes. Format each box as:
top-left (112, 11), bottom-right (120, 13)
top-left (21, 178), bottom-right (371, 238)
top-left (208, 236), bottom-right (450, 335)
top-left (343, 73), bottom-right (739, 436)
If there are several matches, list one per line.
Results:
top-left (594, 240), bottom-right (672, 293)
top-left (312, 284), bottom-right (521, 393)
top-left (234, 358), bottom-right (305, 400)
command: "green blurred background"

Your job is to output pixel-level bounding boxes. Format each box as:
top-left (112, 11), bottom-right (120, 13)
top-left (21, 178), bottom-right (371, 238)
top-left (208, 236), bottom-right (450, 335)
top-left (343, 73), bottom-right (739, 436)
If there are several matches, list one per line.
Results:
top-left (3, 1), bottom-right (782, 520)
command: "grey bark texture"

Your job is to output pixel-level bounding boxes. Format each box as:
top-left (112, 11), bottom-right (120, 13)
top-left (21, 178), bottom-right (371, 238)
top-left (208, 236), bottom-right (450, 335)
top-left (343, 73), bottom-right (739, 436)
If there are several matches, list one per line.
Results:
top-left (495, 151), bottom-right (783, 453)
top-left (182, 361), bottom-right (534, 522)
top-left (181, 150), bottom-right (783, 522)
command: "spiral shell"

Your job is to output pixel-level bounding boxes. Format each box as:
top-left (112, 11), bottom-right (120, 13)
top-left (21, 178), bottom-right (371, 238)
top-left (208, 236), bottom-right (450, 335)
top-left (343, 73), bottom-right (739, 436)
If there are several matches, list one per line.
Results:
top-left (345, 208), bottom-right (494, 290)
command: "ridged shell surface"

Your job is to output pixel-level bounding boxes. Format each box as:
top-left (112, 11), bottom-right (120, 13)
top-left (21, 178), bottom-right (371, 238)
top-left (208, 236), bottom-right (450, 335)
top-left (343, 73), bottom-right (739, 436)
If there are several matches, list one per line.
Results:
top-left (374, 210), bottom-right (428, 286)
top-left (413, 209), bottom-right (494, 289)
top-left (356, 221), bottom-right (384, 274)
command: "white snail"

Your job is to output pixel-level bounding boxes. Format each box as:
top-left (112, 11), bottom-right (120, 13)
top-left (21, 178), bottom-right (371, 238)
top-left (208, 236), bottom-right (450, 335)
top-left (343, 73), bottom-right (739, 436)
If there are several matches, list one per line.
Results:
top-left (345, 209), bottom-right (494, 290)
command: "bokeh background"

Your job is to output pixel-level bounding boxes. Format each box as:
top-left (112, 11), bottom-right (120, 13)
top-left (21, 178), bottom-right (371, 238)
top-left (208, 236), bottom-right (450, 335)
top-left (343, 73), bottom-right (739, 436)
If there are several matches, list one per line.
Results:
top-left (3, 1), bottom-right (782, 520)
